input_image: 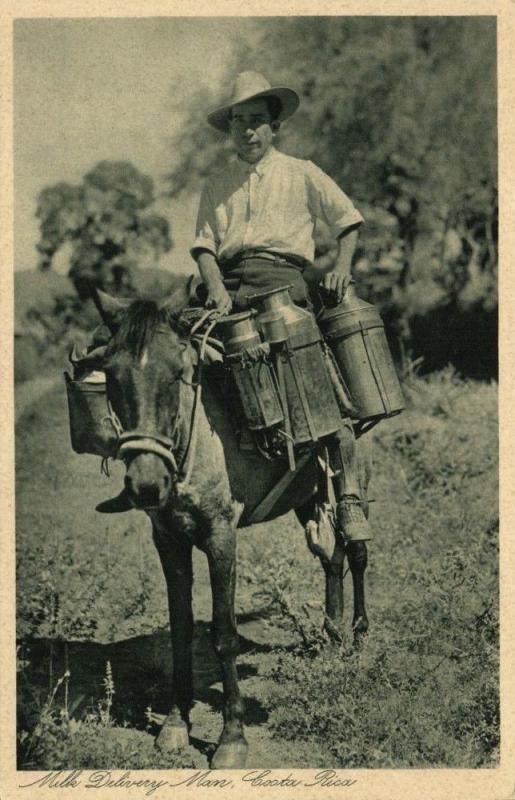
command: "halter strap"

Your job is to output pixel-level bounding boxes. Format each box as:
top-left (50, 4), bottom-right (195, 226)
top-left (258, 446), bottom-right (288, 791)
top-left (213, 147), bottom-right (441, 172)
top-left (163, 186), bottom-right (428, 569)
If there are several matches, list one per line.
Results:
top-left (116, 432), bottom-right (179, 473)
top-left (102, 310), bottom-right (220, 488)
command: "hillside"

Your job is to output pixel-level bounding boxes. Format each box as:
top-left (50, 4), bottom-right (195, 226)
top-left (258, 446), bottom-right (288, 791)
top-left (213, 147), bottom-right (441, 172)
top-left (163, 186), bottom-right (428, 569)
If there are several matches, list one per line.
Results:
top-left (14, 266), bottom-right (195, 384)
top-left (15, 370), bottom-right (499, 769)
top-left (14, 266), bottom-right (190, 328)
top-left (14, 270), bottom-right (75, 333)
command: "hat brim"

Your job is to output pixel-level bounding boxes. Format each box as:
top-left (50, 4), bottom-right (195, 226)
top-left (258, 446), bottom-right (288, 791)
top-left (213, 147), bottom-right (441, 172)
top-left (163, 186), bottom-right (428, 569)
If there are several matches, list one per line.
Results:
top-left (207, 87), bottom-right (300, 133)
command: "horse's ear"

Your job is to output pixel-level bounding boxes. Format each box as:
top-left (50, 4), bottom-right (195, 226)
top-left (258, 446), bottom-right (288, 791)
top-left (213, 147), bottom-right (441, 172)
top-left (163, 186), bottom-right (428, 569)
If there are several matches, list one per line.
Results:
top-left (160, 275), bottom-right (198, 314)
top-left (91, 288), bottom-right (131, 333)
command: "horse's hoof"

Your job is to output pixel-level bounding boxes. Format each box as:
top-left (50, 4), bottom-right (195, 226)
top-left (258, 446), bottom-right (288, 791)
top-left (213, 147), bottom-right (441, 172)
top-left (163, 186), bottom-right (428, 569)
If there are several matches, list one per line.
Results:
top-left (352, 619), bottom-right (369, 649)
top-left (210, 740), bottom-right (249, 769)
top-left (155, 720), bottom-right (190, 752)
top-left (324, 617), bottom-right (345, 644)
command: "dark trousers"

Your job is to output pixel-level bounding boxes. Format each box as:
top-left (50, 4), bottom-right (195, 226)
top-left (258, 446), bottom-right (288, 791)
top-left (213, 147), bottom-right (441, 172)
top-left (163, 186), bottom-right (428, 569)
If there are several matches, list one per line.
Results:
top-left (220, 256), bottom-right (311, 311)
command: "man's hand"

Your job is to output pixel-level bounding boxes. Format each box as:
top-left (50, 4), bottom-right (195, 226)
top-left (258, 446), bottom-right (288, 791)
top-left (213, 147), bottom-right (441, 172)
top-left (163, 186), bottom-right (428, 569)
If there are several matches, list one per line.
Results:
top-left (205, 279), bottom-right (233, 315)
top-left (194, 250), bottom-right (233, 315)
top-left (319, 226), bottom-right (359, 304)
top-left (319, 271), bottom-right (352, 304)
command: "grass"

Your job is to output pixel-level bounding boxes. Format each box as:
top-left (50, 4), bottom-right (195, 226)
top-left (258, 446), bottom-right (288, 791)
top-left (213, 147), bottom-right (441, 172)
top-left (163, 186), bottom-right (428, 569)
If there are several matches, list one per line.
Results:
top-left (15, 366), bottom-right (498, 768)
top-left (19, 661), bottom-right (205, 770)
top-left (255, 369), bottom-right (499, 767)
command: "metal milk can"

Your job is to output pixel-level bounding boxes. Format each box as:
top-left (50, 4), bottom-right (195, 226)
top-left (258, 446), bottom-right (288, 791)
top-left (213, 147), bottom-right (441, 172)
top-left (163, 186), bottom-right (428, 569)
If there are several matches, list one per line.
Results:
top-left (215, 310), bottom-right (284, 431)
top-left (317, 285), bottom-right (405, 422)
top-left (249, 286), bottom-right (342, 446)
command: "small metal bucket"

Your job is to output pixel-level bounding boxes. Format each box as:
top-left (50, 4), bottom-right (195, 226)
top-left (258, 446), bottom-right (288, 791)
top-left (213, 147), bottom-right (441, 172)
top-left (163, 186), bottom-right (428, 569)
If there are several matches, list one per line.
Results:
top-left (64, 371), bottom-right (118, 457)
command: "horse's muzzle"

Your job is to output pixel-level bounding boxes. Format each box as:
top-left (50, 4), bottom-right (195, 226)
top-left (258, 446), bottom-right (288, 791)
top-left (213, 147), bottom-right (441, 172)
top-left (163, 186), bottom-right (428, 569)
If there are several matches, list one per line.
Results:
top-left (124, 452), bottom-right (173, 510)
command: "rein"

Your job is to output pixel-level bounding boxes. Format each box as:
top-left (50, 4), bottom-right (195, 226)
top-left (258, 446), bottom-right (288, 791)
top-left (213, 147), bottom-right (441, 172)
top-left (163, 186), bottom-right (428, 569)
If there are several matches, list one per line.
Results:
top-left (103, 311), bottom-right (219, 488)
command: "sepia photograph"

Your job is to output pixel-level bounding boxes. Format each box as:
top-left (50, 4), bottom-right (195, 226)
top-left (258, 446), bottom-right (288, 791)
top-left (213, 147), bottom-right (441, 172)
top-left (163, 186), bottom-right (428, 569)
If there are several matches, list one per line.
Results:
top-left (3, 7), bottom-right (508, 793)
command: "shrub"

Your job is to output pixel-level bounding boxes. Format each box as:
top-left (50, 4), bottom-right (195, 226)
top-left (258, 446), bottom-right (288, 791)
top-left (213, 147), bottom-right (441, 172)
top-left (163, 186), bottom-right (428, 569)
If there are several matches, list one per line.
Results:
top-left (18, 661), bottom-right (204, 770)
top-left (259, 371), bottom-right (499, 767)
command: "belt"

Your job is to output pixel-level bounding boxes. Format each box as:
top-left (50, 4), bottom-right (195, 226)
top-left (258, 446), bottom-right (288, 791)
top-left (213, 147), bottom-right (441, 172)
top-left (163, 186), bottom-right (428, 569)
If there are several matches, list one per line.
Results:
top-left (220, 249), bottom-right (308, 273)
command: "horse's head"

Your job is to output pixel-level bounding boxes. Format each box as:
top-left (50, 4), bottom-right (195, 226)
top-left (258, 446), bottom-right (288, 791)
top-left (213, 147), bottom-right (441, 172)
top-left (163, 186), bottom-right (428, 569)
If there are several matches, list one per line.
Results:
top-left (94, 280), bottom-right (196, 511)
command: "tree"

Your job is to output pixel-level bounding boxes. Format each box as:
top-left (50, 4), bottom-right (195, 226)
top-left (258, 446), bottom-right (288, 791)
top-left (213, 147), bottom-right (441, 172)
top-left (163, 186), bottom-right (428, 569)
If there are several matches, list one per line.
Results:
top-left (165, 17), bottom-right (498, 376)
top-left (36, 161), bottom-right (173, 298)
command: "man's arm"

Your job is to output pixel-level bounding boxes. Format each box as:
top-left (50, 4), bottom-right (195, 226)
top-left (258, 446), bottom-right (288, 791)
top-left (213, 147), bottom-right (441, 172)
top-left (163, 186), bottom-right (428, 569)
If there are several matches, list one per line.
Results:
top-left (194, 249), bottom-right (232, 315)
top-left (191, 181), bottom-right (232, 314)
top-left (319, 225), bottom-right (359, 302)
top-left (304, 161), bottom-right (363, 303)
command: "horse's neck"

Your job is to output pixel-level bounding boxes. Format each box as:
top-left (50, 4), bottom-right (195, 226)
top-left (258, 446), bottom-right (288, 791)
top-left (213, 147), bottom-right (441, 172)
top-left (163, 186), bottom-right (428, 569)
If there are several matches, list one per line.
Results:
top-left (194, 375), bottom-right (295, 519)
top-left (196, 374), bottom-right (239, 462)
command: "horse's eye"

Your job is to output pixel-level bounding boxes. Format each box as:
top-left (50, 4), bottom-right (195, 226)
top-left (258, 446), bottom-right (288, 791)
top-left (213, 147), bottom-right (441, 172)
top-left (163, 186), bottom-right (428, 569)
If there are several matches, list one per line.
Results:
top-left (105, 375), bottom-right (117, 393)
top-left (105, 370), bottom-right (123, 391)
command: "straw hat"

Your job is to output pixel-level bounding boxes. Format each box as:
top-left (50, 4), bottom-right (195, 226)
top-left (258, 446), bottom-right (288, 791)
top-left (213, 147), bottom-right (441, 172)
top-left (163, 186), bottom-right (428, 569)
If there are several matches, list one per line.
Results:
top-left (207, 71), bottom-right (300, 133)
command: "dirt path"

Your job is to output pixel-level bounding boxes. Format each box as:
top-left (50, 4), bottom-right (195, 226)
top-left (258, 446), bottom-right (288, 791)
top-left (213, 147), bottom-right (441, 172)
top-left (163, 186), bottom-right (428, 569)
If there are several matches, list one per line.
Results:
top-left (183, 551), bottom-right (330, 768)
top-left (16, 380), bottom-right (330, 769)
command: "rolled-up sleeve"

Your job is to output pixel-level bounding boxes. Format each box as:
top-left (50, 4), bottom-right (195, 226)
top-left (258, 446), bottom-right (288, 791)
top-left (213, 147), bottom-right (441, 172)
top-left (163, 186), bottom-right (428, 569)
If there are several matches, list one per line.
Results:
top-left (305, 161), bottom-right (364, 236)
top-left (190, 181), bottom-right (218, 259)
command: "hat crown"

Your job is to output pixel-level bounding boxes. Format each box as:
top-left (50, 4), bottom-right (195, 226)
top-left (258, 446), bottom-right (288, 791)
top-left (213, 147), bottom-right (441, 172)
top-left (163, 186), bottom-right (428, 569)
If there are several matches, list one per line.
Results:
top-left (230, 71), bottom-right (272, 106)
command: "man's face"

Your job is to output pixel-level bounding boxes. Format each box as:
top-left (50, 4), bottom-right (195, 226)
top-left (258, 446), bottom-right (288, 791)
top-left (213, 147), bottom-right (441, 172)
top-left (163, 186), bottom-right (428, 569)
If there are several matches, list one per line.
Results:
top-left (229, 98), bottom-right (276, 164)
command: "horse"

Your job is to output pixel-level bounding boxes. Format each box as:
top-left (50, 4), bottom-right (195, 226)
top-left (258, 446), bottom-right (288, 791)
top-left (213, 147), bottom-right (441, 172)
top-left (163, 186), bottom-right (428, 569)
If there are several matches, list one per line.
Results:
top-left (84, 280), bottom-right (371, 769)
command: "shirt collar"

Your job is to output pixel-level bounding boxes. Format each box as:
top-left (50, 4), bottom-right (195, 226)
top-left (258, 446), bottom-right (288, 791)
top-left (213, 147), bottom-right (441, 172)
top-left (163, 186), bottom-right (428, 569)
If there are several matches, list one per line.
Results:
top-left (234, 146), bottom-right (278, 176)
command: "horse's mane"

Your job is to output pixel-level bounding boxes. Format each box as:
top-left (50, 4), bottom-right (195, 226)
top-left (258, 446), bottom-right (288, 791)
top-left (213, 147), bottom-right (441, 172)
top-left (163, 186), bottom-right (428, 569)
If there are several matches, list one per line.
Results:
top-left (111, 300), bottom-right (175, 357)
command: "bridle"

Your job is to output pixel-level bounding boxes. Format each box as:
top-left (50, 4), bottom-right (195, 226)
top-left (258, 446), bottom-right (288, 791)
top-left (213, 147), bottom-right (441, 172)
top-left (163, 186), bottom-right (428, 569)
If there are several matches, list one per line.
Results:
top-left (102, 310), bottom-right (219, 488)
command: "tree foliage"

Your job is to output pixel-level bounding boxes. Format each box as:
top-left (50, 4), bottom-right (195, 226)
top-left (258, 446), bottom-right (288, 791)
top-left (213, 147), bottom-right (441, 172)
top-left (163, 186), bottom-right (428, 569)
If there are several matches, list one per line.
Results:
top-left (36, 161), bottom-right (173, 298)
top-left (166, 17), bottom-right (497, 377)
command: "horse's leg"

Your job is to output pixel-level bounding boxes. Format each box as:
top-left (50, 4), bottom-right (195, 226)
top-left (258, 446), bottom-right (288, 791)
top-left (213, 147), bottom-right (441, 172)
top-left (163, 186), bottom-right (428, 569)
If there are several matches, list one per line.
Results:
top-left (322, 538), bottom-right (347, 640)
top-left (346, 540), bottom-right (369, 645)
top-left (152, 527), bottom-right (194, 752)
top-left (204, 521), bottom-right (248, 769)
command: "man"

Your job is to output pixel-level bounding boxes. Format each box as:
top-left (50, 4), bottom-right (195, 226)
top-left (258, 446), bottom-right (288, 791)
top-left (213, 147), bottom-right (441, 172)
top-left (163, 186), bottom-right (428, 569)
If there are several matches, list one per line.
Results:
top-left (191, 71), bottom-right (370, 542)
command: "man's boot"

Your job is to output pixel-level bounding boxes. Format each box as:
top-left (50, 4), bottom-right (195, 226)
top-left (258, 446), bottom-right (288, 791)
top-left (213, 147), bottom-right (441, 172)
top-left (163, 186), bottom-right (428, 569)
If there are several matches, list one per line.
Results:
top-left (328, 419), bottom-right (372, 543)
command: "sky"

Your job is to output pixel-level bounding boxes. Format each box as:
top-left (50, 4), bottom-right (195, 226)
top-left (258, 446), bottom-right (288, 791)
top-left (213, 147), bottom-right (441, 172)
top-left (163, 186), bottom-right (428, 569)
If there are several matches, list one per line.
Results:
top-left (13, 17), bottom-right (259, 273)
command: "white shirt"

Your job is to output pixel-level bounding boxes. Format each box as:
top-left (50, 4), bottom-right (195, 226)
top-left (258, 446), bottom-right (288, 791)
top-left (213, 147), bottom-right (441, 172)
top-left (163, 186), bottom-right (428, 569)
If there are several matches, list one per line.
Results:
top-left (191, 147), bottom-right (364, 265)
